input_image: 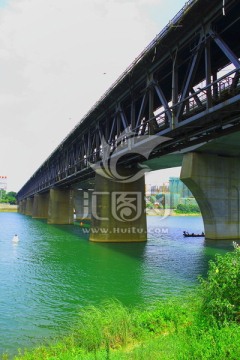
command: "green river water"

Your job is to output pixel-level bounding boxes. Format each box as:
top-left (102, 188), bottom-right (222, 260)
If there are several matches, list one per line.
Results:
top-left (0, 212), bottom-right (235, 356)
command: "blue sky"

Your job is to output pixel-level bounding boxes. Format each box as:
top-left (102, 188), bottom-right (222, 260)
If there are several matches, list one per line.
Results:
top-left (0, 0), bottom-right (185, 191)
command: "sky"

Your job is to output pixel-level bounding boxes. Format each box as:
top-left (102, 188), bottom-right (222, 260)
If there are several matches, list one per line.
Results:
top-left (0, 0), bottom-right (185, 192)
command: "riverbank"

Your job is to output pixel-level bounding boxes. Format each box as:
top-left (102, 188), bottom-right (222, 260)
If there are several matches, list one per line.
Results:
top-left (0, 204), bottom-right (18, 212)
top-left (146, 208), bottom-right (201, 216)
top-left (3, 247), bottom-right (240, 360)
top-left (4, 297), bottom-right (239, 360)
top-left (0, 207), bottom-right (199, 216)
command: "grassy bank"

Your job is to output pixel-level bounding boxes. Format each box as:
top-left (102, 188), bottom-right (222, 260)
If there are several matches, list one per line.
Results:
top-left (0, 204), bottom-right (18, 212)
top-left (2, 245), bottom-right (240, 360)
top-left (3, 298), bottom-right (239, 360)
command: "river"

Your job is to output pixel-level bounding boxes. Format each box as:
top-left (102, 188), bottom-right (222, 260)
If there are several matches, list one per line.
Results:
top-left (0, 212), bottom-right (236, 356)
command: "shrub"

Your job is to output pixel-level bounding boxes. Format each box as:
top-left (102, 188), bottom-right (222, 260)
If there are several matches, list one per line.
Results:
top-left (175, 203), bottom-right (200, 213)
top-left (199, 243), bottom-right (240, 326)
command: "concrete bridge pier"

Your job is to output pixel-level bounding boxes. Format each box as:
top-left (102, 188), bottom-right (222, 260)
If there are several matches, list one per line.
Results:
top-left (73, 189), bottom-right (92, 220)
top-left (47, 188), bottom-right (74, 224)
top-left (18, 200), bottom-right (24, 214)
top-left (181, 152), bottom-right (240, 240)
top-left (21, 199), bottom-right (27, 214)
top-left (25, 197), bottom-right (34, 216)
top-left (32, 193), bottom-right (49, 219)
top-left (90, 167), bottom-right (147, 242)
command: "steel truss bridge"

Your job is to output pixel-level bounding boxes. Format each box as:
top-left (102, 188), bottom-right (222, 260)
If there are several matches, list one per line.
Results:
top-left (18, 0), bottom-right (240, 201)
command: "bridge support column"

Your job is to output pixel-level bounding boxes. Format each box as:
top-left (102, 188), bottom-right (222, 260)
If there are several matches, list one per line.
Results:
top-left (18, 201), bottom-right (23, 213)
top-left (73, 190), bottom-right (92, 220)
top-left (25, 197), bottom-right (34, 216)
top-left (90, 168), bottom-right (147, 242)
top-left (21, 199), bottom-right (27, 214)
top-left (32, 193), bottom-right (49, 219)
top-left (48, 188), bottom-right (74, 224)
top-left (181, 152), bottom-right (240, 239)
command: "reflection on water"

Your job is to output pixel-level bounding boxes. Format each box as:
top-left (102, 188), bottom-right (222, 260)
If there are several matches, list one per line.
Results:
top-left (0, 213), bottom-right (237, 355)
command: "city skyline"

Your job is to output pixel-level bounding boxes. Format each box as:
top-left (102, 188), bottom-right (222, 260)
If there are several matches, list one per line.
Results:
top-left (145, 167), bottom-right (181, 186)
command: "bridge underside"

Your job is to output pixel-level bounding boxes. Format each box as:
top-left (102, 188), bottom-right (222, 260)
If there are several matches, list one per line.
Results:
top-left (145, 132), bottom-right (240, 240)
top-left (144, 131), bottom-right (240, 170)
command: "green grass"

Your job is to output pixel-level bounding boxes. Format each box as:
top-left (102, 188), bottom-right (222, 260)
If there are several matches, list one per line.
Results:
top-left (2, 246), bottom-right (240, 360)
top-left (1, 297), bottom-right (239, 360)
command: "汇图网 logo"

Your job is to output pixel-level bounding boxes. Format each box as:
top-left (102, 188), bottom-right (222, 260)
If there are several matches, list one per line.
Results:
top-left (111, 192), bottom-right (142, 222)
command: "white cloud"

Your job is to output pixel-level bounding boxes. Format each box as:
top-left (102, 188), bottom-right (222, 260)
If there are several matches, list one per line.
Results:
top-left (0, 0), bottom-right (186, 191)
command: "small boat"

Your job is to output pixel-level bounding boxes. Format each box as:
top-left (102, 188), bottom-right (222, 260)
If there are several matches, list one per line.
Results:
top-left (183, 231), bottom-right (205, 238)
top-left (12, 234), bottom-right (19, 243)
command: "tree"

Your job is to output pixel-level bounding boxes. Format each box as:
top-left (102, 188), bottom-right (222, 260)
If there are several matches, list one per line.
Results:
top-left (7, 191), bottom-right (17, 198)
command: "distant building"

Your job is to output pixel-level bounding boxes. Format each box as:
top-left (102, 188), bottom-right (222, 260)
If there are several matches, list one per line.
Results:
top-left (0, 176), bottom-right (7, 191)
top-left (0, 176), bottom-right (7, 200)
top-left (169, 177), bottom-right (192, 198)
top-left (145, 177), bottom-right (198, 210)
top-left (145, 183), bottom-right (169, 196)
top-left (169, 177), bottom-right (197, 208)
top-left (0, 175), bottom-right (7, 190)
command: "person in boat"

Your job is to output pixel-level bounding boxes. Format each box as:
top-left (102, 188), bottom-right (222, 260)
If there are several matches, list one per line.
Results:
top-left (183, 231), bottom-right (189, 236)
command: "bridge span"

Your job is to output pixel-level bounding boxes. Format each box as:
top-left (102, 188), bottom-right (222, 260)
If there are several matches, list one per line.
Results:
top-left (18, 0), bottom-right (240, 241)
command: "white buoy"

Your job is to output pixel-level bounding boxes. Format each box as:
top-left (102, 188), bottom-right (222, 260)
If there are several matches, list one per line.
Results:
top-left (12, 234), bottom-right (19, 243)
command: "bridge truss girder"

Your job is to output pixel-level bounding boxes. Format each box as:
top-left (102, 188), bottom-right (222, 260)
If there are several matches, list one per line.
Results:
top-left (18, 0), bottom-right (240, 201)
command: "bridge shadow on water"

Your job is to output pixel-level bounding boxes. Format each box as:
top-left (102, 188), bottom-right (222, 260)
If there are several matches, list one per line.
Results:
top-left (70, 221), bottom-right (147, 262)
top-left (26, 216), bottom-right (240, 262)
top-left (18, 214), bottom-right (240, 289)
top-left (28, 217), bottom-right (148, 262)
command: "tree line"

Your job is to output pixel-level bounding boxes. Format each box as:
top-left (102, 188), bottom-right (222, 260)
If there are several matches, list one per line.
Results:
top-left (146, 193), bottom-right (201, 213)
top-left (0, 190), bottom-right (17, 205)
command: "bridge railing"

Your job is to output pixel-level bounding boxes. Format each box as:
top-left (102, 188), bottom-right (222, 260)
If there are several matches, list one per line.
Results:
top-left (147, 67), bottom-right (240, 129)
